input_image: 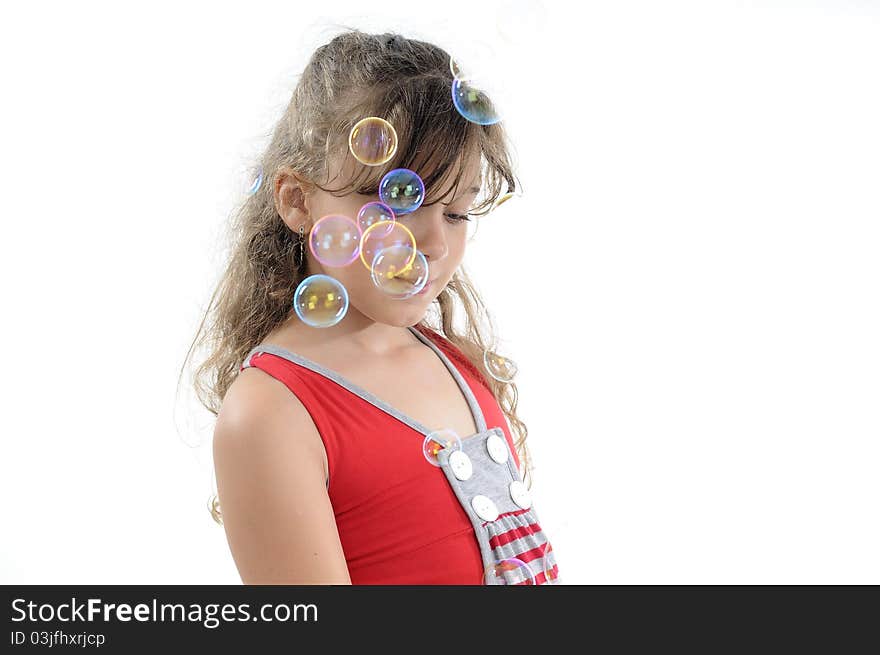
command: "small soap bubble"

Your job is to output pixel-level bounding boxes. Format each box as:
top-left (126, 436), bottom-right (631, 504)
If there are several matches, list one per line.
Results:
top-left (293, 274), bottom-right (349, 328)
top-left (422, 428), bottom-right (462, 466)
top-left (379, 168), bottom-right (425, 215)
top-left (370, 246), bottom-right (429, 299)
top-left (359, 220), bottom-right (416, 273)
top-left (242, 164), bottom-right (263, 196)
top-left (484, 349), bottom-right (518, 382)
top-left (492, 187), bottom-right (524, 211)
top-left (348, 116), bottom-right (398, 166)
top-left (357, 201), bottom-right (396, 235)
top-left (484, 557), bottom-right (536, 585)
top-left (309, 214), bottom-right (362, 267)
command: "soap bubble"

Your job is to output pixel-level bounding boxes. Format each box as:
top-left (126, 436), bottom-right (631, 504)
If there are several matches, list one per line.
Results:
top-left (422, 428), bottom-right (462, 466)
top-left (484, 349), bottom-right (518, 382)
top-left (449, 41), bottom-right (509, 125)
top-left (359, 220), bottom-right (416, 273)
top-left (240, 164), bottom-right (263, 196)
top-left (484, 557), bottom-right (536, 585)
top-left (348, 116), bottom-right (398, 166)
top-left (309, 214), bottom-right (362, 267)
top-left (540, 542), bottom-right (559, 584)
top-left (370, 246), bottom-right (429, 299)
top-left (379, 168), bottom-right (424, 215)
top-left (452, 77), bottom-right (505, 125)
top-left (357, 201), bottom-right (396, 235)
top-left (492, 187), bottom-right (524, 211)
top-left (293, 274), bottom-right (349, 328)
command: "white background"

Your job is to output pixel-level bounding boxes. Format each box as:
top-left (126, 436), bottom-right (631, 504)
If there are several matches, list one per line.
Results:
top-left (1, 0), bottom-right (878, 584)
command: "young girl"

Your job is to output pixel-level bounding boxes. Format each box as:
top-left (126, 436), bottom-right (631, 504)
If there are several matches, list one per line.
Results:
top-left (185, 29), bottom-right (559, 585)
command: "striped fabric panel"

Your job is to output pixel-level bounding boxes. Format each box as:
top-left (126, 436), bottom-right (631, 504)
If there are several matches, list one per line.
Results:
top-left (484, 509), bottom-right (561, 585)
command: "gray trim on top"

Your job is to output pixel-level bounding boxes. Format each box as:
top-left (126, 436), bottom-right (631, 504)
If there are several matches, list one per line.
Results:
top-left (242, 325), bottom-right (487, 438)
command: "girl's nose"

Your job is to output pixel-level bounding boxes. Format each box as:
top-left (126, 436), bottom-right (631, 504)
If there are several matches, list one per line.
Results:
top-left (406, 207), bottom-right (448, 262)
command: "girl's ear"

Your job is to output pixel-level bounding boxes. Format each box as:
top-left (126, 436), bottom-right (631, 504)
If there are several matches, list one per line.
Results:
top-left (274, 166), bottom-right (314, 233)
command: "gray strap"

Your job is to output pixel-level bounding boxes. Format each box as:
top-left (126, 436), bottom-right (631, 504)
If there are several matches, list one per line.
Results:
top-left (407, 326), bottom-right (487, 433)
top-left (240, 325), bottom-right (486, 436)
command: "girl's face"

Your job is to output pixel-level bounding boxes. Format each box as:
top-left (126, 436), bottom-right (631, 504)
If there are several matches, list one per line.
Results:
top-left (297, 152), bottom-right (482, 327)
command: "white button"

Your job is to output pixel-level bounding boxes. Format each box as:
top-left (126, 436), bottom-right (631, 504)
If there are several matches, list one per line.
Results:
top-left (509, 480), bottom-right (531, 509)
top-left (449, 450), bottom-right (473, 481)
top-left (471, 494), bottom-right (499, 522)
top-left (486, 433), bottom-right (509, 464)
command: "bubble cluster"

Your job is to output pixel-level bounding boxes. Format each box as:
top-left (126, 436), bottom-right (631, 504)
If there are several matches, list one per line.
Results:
top-left (422, 429), bottom-right (462, 466)
top-left (349, 116), bottom-right (398, 166)
top-left (293, 274), bottom-right (349, 328)
top-left (285, 30), bottom-right (526, 328)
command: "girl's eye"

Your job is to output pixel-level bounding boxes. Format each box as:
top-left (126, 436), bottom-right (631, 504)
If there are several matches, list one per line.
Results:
top-left (444, 213), bottom-right (471, 223)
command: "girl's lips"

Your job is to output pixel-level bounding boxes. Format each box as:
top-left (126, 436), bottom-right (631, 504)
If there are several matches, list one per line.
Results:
top-left (415, 278), bottom-right (438, 295)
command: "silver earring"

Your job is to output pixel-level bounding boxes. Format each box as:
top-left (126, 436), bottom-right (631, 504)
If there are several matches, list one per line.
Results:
top-left (294, 224), bottom-right (306, 268)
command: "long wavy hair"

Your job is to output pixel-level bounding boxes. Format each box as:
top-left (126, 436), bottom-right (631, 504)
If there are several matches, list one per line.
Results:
top-left (178, 28), bottom-right (533, 525)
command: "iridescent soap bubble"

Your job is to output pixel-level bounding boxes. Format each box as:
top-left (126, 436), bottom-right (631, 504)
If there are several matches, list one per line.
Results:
top-left (359, 220), bottom-right (416, 273)
top-left (448, 41), bottom-right (509, 125)
top-left (379, 168), bottom-right (424, 215)
top-left (293, 274), bottom-right (349, 328)
top-left (452, 77), bottom-right (504, 125)
top-left (309, 214), bottom-right (362, 267)
top-left (349, 117), bottom-right (398, 166)
top-left (422, 428), bottom-right (462, 466)
top-left (370, 245), bottom-right (429, 299)
top-left (484, 349), bottom-right (518, 382)
top-left (484, 557), bottom-right (536, 585)
top-left (357, 201), bottom-right (396, 235)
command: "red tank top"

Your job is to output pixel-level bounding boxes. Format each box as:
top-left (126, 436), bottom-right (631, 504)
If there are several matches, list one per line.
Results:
top-left (239, 324), bottom-right (558, 585)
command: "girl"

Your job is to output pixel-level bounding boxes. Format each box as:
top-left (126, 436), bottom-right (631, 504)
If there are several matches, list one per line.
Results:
top-left (183, 29), bottom-right (559, 585)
